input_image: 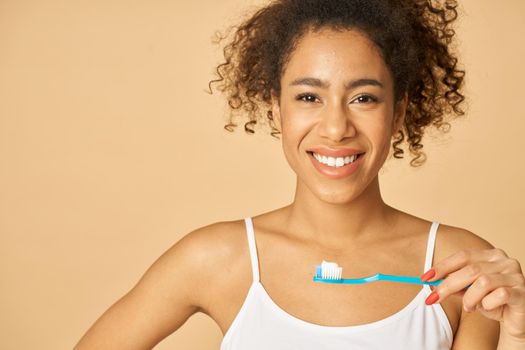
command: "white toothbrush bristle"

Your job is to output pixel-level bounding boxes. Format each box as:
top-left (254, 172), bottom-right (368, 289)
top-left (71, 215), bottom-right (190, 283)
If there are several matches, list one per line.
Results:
top-left (320, 260), bottom-right (343, 280)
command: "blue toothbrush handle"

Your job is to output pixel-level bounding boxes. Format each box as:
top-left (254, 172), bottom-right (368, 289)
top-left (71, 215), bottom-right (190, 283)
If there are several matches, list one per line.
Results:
top-left (378, 274), bottom-right (472, 288)
top-left (378, 274), bottom-right (443, 286)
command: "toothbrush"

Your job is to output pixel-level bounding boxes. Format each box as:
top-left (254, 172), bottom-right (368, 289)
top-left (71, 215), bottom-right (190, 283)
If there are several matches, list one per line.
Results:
top-left (313, 260), bottom-right (443, 286)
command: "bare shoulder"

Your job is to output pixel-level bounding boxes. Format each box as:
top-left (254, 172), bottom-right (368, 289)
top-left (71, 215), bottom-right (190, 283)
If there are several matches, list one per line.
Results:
top-left (172, 219), bottom-right (245, 268)
top-left (394, 211), bottom-right (495, 261)
top-left (173, 218), bottom-right (254, 331)
top-left (165, 219), bottom-right (249, 311)
top-left (434, 222), bottom-right (496, 261)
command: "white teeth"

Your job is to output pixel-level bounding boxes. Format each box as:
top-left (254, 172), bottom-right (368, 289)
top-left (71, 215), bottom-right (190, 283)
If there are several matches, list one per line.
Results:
top-left (312, 152), bottom-right (359, 168)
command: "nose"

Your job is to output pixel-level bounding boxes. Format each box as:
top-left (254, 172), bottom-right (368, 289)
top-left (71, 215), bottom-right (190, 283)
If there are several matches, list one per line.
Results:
top-left (317, 100), bottom-right (356, 142)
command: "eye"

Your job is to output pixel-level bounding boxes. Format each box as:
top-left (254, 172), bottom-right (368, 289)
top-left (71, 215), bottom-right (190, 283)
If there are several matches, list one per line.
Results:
top-left (296, 93), bottom-right (320, 103)
top-left (352, 95), bottom-right (378, 104)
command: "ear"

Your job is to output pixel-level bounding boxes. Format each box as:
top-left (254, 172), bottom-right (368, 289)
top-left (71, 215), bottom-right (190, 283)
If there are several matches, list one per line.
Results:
top-left (270, 89), bottom-right (282, 133)
top-left (392, 92), bottom-right (408, 136)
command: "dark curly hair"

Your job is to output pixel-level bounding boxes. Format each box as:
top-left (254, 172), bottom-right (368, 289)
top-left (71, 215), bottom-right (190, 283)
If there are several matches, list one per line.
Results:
top-left (208, 0), bottom-right (466, 166)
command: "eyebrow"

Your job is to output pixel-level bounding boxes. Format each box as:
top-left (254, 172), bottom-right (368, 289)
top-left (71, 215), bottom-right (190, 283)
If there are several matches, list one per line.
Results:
top-left (289, 77), bottom-right (384, 89)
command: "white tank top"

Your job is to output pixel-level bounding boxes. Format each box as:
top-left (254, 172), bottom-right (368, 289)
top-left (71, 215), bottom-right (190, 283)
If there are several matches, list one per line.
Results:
top-left (220, 217), bottom-right (454, 350)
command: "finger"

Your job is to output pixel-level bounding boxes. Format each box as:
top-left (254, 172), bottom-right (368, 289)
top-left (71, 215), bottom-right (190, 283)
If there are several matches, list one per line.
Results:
top-left (426, 261), bottom-right (508, 305)
top-left (479, 286), bottom-right (516, 311)
top-left (422, 248), bottom-right (508, 283)
top-left (493, 286), bottom-right (525, 309)
top-left (479, 286), bottom-right (525, 336)
top-left (477, 287), bottom-right (525, 330)
top-left (475, 303), bottom-right (504, 322)
top-left (462, 273), bottom-right (522, 312)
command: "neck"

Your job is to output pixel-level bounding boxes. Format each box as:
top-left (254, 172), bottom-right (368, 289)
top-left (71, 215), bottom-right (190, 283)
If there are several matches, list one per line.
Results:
top-left (283, 175), bottom-right (398, 249)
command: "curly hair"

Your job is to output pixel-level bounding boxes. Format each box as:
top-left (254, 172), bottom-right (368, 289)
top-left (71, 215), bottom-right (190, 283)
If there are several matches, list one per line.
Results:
top-left (208, 0), bottom-right (466, 166)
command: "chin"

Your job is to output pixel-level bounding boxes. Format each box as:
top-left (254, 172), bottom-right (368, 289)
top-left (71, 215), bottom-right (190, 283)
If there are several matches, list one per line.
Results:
top-left (313, 185), bottom-right (365, 205)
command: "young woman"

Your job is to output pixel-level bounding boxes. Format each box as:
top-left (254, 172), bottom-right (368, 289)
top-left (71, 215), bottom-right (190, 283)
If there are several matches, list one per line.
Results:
top-left (75, 0), bottom-right (525, 349)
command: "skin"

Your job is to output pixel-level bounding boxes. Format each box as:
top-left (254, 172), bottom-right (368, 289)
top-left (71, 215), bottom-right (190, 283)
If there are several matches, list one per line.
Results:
top-left (425, 249), bottom-right (525, 348)
top-left (270, 27), bottom-right (407, 246)
top-left (268, 27), bottom-right (524, 349)
top-left (74, 27), bottom-right (524, 350)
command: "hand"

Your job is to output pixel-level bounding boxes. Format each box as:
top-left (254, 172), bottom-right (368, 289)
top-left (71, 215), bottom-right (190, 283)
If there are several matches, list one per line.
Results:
top-left (420, 248), bottom-right (525, 341)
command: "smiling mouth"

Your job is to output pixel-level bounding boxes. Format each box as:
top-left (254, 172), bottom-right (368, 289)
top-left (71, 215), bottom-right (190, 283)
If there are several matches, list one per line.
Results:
top-left (307, 151), bottom-right (365, 168)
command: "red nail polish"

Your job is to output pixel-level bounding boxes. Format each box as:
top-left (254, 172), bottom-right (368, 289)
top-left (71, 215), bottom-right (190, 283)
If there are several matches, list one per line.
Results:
top-left (420, 269), bottom-right (435, 282)
top-left (425, 291), bottom-right (439, 305)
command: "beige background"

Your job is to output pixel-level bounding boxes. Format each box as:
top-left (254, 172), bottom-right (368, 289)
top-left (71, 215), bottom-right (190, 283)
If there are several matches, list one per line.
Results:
top-left (0, 0), bottom-right (524, 349)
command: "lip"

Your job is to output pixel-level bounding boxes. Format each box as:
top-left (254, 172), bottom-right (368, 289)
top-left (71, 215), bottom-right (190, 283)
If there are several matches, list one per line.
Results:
top-left (307, 146), bottom-right (364, 157)
top-left (308, 152), bottom-right (364, 179)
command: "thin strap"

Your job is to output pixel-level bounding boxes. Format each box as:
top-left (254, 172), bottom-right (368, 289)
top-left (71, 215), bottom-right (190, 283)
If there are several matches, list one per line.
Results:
top-left (244, 217), bottom-right (260, 282)
top-left (424, 222), bottom-right (440, 272)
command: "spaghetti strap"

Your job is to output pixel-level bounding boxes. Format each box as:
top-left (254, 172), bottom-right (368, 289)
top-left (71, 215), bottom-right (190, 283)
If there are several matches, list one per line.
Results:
top-left (424, 222), bottom-right (440, 272)
top-left (244, 218), bottom-right (439, 281)
top-left (244, 217), bottom-right (260, 282)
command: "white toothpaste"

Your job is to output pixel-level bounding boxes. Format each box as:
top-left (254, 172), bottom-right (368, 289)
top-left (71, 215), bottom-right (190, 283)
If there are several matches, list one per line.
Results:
top-left (321, 260), bottom-right (343, 279)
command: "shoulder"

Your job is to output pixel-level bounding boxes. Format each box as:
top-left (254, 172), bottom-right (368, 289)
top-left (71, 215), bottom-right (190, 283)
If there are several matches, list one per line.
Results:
top-left (174, 219), bottom-right (247, 266)
top-left (434, 222), bottom-right (495, 262)
top-left (166, 219), bottom-right (250, 311)
top-left (394, 211), bottom-right (495, 260)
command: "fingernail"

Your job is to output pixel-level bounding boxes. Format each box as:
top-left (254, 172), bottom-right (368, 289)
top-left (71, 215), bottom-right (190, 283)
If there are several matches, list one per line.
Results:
top-left (425, 291), bottom-right (439, 305)
top-left (463, 304), bottom-right (471, 313)
top-left (420, 268), bottom-right (436, 282)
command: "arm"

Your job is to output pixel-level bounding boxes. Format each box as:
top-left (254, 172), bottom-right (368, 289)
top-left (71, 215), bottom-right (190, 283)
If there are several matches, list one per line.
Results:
top-left (451, 301), bottom-right (500, 349)
top-left (444, 231), bottom-right (500, 349)
top-left (73, 223), bottom-right (221, 350)
top-left (425, 228), bottom-right (525, 350)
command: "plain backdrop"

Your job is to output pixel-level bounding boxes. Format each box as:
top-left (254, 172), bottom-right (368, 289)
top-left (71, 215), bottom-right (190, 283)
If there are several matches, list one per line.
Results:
top-left (0, 0), bottom-right (524, 349)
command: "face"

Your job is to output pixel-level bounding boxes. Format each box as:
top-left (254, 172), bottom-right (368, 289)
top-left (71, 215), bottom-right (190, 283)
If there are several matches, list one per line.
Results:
top-left (271, 27), bottom-right (407, 204)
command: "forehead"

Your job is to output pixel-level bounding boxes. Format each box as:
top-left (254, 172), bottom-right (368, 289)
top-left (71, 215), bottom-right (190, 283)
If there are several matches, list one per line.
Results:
top-left (281, 28), bottom-right (391, 86)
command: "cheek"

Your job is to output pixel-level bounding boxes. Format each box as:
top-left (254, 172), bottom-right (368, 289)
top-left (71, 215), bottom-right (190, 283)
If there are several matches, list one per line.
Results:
top-left (280, 106), bottom-right (314, 142)
top-left (375, 124), bottom-right (394, 149)
top-left (358, 116), bottom-right (395, 158)
top-left (367, 106), bottom-right (396, 146)
top-left (371, 123), bottom-right (392, 141)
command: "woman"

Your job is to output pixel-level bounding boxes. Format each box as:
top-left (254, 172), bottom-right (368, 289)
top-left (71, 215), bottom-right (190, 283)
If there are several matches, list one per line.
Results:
top-left (75, 0), bottom-right (525, 349)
